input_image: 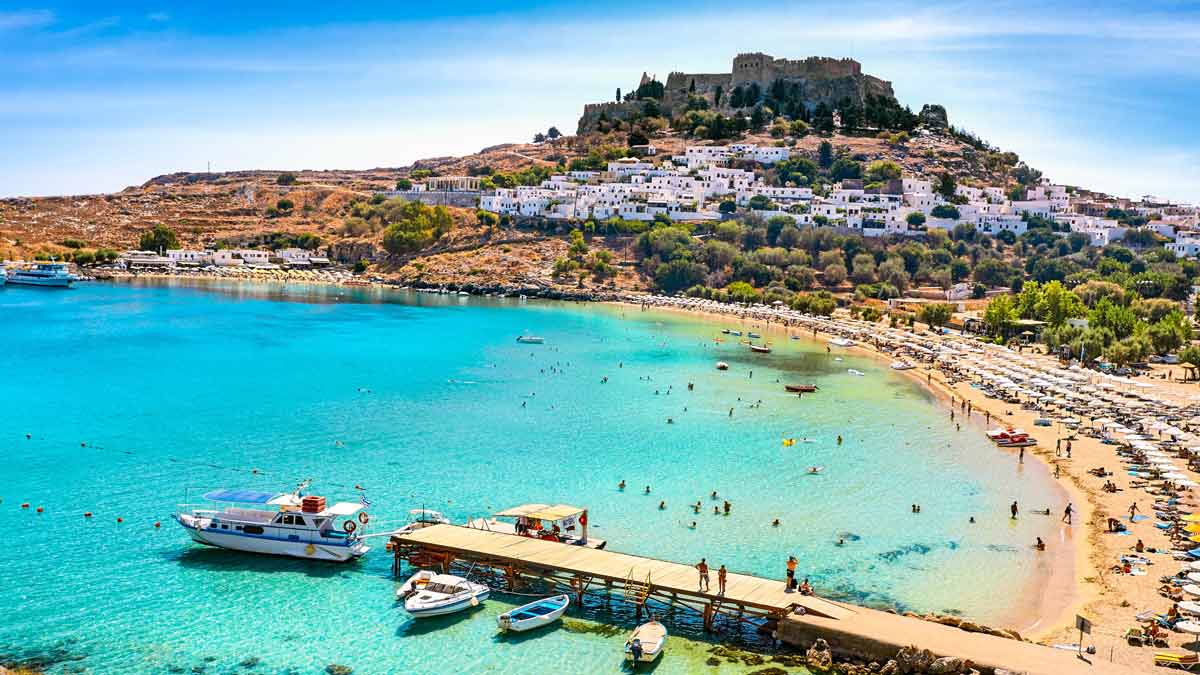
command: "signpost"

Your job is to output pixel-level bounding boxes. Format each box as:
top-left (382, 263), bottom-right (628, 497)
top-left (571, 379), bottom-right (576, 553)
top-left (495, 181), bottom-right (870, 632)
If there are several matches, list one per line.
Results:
top-left (1075, 615), bottom-right (1092, 659)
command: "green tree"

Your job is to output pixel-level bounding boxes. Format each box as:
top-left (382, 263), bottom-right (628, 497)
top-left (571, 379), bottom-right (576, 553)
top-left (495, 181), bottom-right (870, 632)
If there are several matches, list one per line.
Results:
top-left (983, 295), bottom-right (1017, 335)
top-left (655, 259), bottom-right (707, 293)
top-left (934, 173), bottom-right (956, 200)
top-left (138, 224), bottom-right (179, 253)
top-left (1036, 281), bottom-right (1085, 327)
top-left (823, 263), bottom-right (847, 286)
top-left (1089, 297), bottom-right (1138, 340)
top-left (818, 141), bottom-right (833, 169)
top-left (718, 200), bottom-right (737, 214)
top-left (276, 173), bottom-right (297, 185)
top-left (395, 178), bottom-right (413, 191)
top-left (1148, 310), bottom-right (1193, 354)
top-left (906, 211), bottom-right (926, 227)
top-left (380, 201), bottom-right (454, 255)
top-left (865, 160), bottom-right (902, 182)
top-left (547, 127), bottom-right (562, 140)
top-left (918, 303), bottom-right (954, 328)
top-left (931, 204), bottom-right (960, 220)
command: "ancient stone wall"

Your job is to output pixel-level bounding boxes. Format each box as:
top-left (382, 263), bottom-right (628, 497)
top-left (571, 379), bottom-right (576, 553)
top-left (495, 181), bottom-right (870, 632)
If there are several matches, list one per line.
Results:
top-left (576, 101), bottom-right (645, 134)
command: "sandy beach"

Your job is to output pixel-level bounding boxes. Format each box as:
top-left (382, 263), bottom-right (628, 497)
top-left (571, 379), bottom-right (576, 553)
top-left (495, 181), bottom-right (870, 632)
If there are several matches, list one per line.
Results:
top-left (625, 295), bottom-right (1200, 673)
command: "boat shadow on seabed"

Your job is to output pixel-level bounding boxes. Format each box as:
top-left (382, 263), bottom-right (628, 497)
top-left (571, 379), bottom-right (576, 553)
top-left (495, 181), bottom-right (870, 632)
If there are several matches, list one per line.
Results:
top-left (164, 546), bottom-right (349, 579)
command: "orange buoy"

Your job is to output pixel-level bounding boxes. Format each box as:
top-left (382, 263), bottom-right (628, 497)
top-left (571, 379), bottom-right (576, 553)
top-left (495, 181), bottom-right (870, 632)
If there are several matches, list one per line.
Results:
top-left (84, 512), bottom-right (93, 518)
top-left (36, 507), bottom-right (44, 513)
top-left (154, 521), bottom-right (161, 528)
top-left (20, 503), bottom-right (29, 509)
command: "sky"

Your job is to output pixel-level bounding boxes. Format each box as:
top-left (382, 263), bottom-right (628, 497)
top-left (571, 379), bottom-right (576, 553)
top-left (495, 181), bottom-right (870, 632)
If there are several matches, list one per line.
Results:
top-left (2, 1), bottom-right (1199, 202)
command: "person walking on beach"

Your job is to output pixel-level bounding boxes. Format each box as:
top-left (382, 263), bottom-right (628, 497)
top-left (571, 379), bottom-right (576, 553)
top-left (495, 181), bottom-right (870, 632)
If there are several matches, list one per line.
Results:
top-left (696, 558), bottom-right (710, 591)
top-left (1066, 440), bottom-right (1072, 458)
top-left (785, 556), bottom-right (798, 590)
top-left (1063, 503), bottom-right (1073, 524)
top-left (1129, 502), bottom-right (1139, 520)
top-left (1011, 501), bottom-right (1019, 519)
top-left (1019, 446), bottom-right (1025, 463)
top-left (718, 564), bottom-right (728, 595)
top-left (1056, 438), bottom-right (1061, 455)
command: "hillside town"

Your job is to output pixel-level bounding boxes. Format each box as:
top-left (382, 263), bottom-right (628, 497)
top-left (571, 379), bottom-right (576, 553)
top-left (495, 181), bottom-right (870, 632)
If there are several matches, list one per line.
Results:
top-left (478, 142), bottom-right (1199, 247)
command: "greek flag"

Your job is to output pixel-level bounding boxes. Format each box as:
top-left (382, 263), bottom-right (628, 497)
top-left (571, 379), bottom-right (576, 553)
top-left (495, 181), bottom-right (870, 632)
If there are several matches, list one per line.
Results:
top-left (360, 493), bottom-right (372, 507)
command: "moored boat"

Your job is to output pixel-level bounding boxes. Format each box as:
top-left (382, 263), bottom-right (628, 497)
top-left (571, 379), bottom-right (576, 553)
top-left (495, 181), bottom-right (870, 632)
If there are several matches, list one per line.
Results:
top-left (747, 332), bottom-right (762, 339)
top-left (7, 262), bottom-right (74, 288)
top-left (784, 384), bottom-right (818, 393)
top-left (890, 361), bottom-right (915, 370)
top-left (516, 335), bottom-right (545, 344)
top-left (624, 621), bottom-right (667, 665)
top-left (173, 481), bottom-right (371, 562)
top-left (749, 344), bottom-right (771, 353)
top-left (829, 337), bottom-right (854, 347)
top-left (398, 570), bottom-right (490, 617)
top-left (715, 361), bottom-right (729, 371)
top-left (847, 368), bottom-right (865, 376)
top-left (497, 594), bottom-right (570, 632)
top-left (394, 508), bottom-right (450, 536)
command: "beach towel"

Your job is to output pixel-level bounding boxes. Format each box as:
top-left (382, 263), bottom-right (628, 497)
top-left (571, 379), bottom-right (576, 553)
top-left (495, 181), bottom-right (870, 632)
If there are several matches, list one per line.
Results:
top-left (1133, 515), bottom-right (1151, 522)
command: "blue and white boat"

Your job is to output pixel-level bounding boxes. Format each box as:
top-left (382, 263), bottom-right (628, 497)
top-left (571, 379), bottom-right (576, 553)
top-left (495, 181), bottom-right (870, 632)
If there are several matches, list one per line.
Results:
top-left (7, 262), bottom-right (75, 288)
top-left (497, 594), bottom-right (570, 632)
top-left (174, 482), bottom-right (371, 562)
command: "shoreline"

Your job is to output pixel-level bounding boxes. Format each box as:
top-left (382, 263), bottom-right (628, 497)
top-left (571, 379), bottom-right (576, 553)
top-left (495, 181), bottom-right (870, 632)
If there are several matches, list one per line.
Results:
top-left (620, 299), bottom-right (1079, 640)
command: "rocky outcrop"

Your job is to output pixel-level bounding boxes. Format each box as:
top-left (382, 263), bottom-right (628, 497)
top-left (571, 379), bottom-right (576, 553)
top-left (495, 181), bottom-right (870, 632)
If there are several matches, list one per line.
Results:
top-left (576, 101), bottom-right (647, 134)
top-left (805, 638), bottom-right (834, 672)
top-left (895, 645), bottom-right (936, 673)
top-left (918, 104), bottom-right (949, 130)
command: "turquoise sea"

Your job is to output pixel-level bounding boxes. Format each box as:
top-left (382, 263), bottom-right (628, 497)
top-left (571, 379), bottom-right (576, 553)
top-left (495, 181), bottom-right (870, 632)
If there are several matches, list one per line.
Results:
top-left (0, 280), bottom-right (1068, 675)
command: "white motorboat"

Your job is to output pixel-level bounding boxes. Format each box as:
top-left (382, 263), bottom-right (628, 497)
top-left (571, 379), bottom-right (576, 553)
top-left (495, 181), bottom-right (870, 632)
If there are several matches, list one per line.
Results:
top-left (890, 361), bottom-right (915, 370)
top-left (624, 621), bottom-right (667, 665)
top-left (7, 262), bottom-right (74, 288)
top-left (398, 570), bottom-right (490, 617)
top-left (394, 508), bottom-right (450, 536)
top-left (829, 337), bottom-right (855, 347)
top-left (715, 361), bottom-right (729, 371)
top-left (516, 335), bottom-right (545, 344)
top-left (497, 594), bottom-right (570, 632)
top-left (173, 482), bottom-right (371, 562)
top-left (847, 368), bottom-right (865, 376)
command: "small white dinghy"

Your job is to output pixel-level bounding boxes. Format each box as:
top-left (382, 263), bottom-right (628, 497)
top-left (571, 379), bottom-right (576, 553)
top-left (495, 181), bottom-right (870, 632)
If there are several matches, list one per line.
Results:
top-left (847, 368), bottom-right (865, 377)
top-left (624, 621), bottom-right (667, 666)
top-left (497, 594), bottom-right (570, 633)
top-left (829, 337), bottom-right (855, 347)
top-left (397, 570), bottom-right (490, 617)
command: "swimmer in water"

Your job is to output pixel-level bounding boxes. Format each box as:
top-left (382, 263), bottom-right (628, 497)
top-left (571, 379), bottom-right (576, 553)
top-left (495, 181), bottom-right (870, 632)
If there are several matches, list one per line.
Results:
top-left (645, 485), bottom-right (651, 494)
top-left (772, 518), bottom-right (780, 527)
top-left (659, 501), bottom-right (666, 510)
top-left (711, 491), bottom-right (718, 500)
top-left (837, 538), bottom-right (845, 546)
top-left (714, 506), bottom-right (720, 515)
top-left (618, 480), bottom-right (626, 490)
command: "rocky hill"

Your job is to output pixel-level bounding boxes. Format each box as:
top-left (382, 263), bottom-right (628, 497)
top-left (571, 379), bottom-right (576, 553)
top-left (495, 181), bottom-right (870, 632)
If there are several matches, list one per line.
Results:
top-left (0, 52), bottom-right (1044, 293)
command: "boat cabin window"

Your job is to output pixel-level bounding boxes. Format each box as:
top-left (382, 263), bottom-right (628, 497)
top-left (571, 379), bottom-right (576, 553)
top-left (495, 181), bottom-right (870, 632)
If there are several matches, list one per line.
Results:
top-left (312, 518), bottom-right (327, 529)
top-left (243, 525), bottom-right (264, 535)
top-left (292, 516), bottom-right (306, 527)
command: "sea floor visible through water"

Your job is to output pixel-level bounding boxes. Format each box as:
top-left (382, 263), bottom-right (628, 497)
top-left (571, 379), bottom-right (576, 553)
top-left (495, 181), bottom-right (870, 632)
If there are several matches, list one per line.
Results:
top-left (0, 279), bottom-right (1069, 674)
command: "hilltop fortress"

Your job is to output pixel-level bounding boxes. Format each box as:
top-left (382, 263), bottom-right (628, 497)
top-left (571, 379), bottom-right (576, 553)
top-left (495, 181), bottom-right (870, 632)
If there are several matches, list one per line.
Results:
top-left (579, 53), bottom-right (897, 132)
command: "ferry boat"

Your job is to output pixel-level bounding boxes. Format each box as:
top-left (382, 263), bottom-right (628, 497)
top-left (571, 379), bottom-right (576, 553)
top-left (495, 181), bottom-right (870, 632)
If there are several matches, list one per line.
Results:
top-left (173, 482), bottom-right (371, 562)
top-left (7, 262), bottom-right (74, 288)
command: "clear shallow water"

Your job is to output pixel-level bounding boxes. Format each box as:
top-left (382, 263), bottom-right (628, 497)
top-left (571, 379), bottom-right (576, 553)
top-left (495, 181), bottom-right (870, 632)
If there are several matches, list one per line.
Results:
top-left (0, 280), bottom-right (1066, 675)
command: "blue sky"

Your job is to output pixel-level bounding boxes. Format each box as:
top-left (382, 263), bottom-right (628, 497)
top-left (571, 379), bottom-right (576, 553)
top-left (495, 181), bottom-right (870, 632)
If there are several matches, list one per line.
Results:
top-left (2, 1), bottom-right (1198, 201)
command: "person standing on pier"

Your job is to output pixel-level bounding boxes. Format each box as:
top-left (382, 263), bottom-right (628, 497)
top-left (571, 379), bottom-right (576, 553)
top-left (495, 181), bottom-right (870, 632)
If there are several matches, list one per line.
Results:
top-left (786, 556), bottom-right (798, 590)
top-left (1010, 501), bottom-right (1019, 519)
top-left (696, 558), bottom-right (710, 591)
top-left (717, 565), bottom-right (727, 595)
top-left (1063, 503), bottom-right (1073, 524)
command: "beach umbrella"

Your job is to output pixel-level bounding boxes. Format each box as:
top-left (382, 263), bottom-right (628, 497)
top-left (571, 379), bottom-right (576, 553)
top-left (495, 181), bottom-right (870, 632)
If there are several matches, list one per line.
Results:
top-left (1178, 620), bottom-right (1200, 654)
top-left (1187, 524), bottom-right (1200, 533)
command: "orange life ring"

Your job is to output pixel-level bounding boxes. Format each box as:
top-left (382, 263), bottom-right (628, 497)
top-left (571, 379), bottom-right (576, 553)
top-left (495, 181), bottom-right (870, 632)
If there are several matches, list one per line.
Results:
top-left (358, 512), bottom-right (369, 525)
top-left (343, 520), bottom-right (357, 533)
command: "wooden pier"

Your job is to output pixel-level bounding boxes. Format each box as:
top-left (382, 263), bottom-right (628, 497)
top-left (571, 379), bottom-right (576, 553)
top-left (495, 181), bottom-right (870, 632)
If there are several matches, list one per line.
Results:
top-left (390, 523), bottom-right (848, 630)
top-left (392, 524), bottom-right (1129, 674)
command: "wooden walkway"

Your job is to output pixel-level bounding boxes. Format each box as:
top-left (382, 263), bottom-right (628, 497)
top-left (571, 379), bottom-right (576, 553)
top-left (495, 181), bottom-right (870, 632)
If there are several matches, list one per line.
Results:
top-left (391, 524), bottom-right (850, 624)
top-left (392, 525), bottom-right (1131, 674)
